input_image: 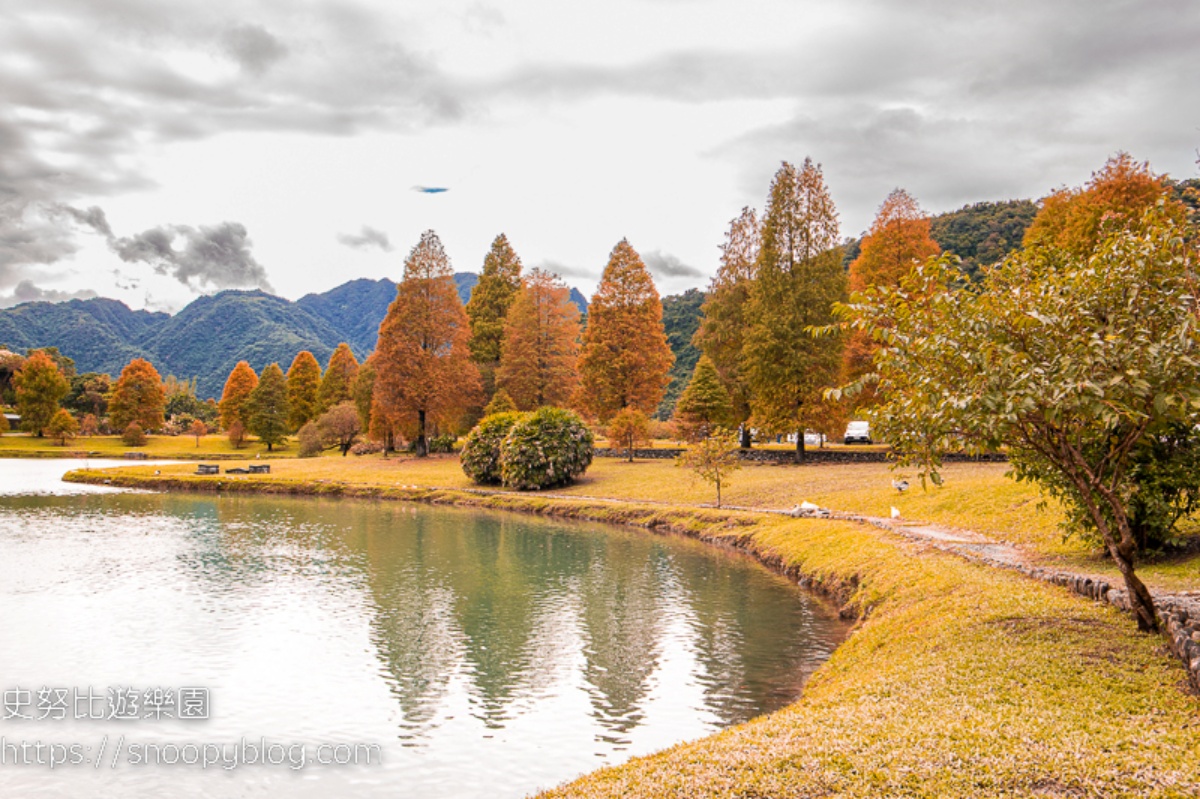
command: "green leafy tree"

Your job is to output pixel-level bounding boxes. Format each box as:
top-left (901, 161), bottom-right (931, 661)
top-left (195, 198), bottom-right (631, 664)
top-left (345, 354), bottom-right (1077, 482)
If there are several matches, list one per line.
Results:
top-left (286, 351), bottom-right (322, 432)
top-left (46, 409), bottom-right (79, 446)
top-left (743, 159), bottom-right (846, 460)
top-left (466, 233), bottom-right (523, 399)
top-left (673, 355), bottom-right (734, 442)
top-left (65, 373), bottom-right (112, 418)
top-left (317, 343), bottom-right (359, 414)
top-left (695, 207), bottom-right (760, 447)
top-left (108, 358), bottom-right (166, 432)
top-left (246, 363), bottom-right (289, 452)
top-left (13, 350), bottom-right (70, 437)
top-left (499, 407), bottom-right (594, 490)
top-left (835, 204), bottom-right (1199, 633)
top-left (577, 239), bottom-right (674, 420)
top-left (461, 411), bottom-right (527, 485)
top-left (352, 355), bottom-right (377, 438)
top-left (676, 427), bottom-right (742, 508)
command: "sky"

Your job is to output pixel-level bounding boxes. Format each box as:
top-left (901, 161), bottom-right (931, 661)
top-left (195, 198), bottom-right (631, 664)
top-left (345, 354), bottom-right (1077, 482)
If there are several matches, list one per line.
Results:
top-left (1, 0), bottom-right (1198, 311)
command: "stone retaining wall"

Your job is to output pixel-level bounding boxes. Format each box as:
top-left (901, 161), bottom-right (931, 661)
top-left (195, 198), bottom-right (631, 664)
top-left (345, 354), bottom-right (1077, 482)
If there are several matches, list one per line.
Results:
top-left (594, 447), bottom-right (1007, 464)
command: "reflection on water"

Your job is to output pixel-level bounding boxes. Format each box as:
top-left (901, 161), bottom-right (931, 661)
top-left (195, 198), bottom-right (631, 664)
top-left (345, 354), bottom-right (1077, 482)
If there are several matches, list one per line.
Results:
top-left (0, 462), bottom-right (849, 798)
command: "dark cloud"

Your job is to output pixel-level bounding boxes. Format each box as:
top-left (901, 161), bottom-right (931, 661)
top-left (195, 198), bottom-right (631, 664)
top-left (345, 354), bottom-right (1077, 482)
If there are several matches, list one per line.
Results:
top-left (221, 23), bottom-right (288, 75)
top-left (0, 280), bottom-right (98, 309)
top-left (642, 250), bottom-right (702, 280)
top-left (337, 226), bottom-right (393, 252)
top-left (113, 222), bottom-right (273, 292)
top-left (55, 205), bottom-right (114, 238)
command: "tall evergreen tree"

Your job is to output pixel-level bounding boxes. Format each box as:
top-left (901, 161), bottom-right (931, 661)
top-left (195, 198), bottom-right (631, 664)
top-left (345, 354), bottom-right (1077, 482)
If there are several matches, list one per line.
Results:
top-left (317, 343), bottom-right (360, 414)
top-left (373, 230), bottom-right (482, 456)
top-left (13, 350), bottom-right (69, 437)
top-left (743, 159), bottom-right (846, 460)
top-left (695, 206), bottom-right (761, 447)
top-left (577, 239), bottom-right (674, 420)
top-left (496, 268), bottom-right (581, 410)
top-left (109, 357), bottom-right (167, 432)
top-left (673, 355), bottom-right (734, 442)
top-left (246, 363), bottom-right (289, 452)
top-left (352, 355), bottom-right (377, 440)
top-left (286, 351), bottom-right (322, 432)
top-left (466, 234), bottom-right (523, 399)
top-left (843, 189), bottom-right (940, 401)
top-left (219, 361), bottom-right (259, 431)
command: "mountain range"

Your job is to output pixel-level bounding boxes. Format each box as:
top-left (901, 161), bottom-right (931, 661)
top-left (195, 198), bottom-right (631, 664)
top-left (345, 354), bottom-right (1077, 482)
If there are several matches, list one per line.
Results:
top-left (0, 274), bottom-right (588, 399)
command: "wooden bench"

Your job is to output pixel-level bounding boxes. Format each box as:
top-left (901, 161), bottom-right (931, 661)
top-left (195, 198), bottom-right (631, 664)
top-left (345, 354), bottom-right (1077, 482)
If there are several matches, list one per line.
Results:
top-left (195, 464), bottom-right (220, 475)
top-left (248, 464), bottom-right (270, 474)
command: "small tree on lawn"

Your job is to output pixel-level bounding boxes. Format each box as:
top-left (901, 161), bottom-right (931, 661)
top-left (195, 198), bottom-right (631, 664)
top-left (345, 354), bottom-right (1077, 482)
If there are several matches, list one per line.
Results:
top-left (834, 203), bottom-right (1200, 633)
top-left (674, 355), bottom-right (734, 442)
top-left (80, 413), bottom-right (99, 437)
top-left (227, 420), bottom-right (246, 449)
top-left (606, 408), bottom-right (651, 462)
top-left (46, 409), bottom-right (79, 446)
top-left (190, 419), bottom-right (207, 447)
top-left (317, 402), bottom-right (362, 456)
top-left (122, 422), bottom-right (147, 447)
top-left (677, 428), bottom-right (742, 508)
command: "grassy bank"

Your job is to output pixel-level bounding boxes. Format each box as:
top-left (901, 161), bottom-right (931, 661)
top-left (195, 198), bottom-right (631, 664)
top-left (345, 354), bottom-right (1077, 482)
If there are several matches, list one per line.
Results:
top-left (64, 461), bottom-right (1200, 797)
top-left (70, 454), bottom-right (1199, 592)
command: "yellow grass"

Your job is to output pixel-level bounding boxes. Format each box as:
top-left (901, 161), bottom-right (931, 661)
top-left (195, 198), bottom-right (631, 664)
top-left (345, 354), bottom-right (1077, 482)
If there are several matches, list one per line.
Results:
top-left (62, 463), bottom-right (1200, 797)
top-left (0, 431), bottom-right (298, 459)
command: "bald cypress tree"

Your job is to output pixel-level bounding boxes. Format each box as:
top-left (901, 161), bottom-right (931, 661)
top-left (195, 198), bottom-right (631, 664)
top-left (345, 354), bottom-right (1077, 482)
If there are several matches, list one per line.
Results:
top-left (373, 230), bottom-right (482, 456)
top-left (674, 355), bottom-right (734, 442)
top-left (695, 206), bottom-right (760, 447)
top-left (286, 351), bottom-right (322, 432)
top-left (577, 240), bottom-right (674, 421)
top-left (743, 159), bottom-right (846, 461)
top-left (466, 234), bottom-right (523, 400)
top-left (316, 343), bottom-right (359, 414)
top-left (247, 363), bottom-right (289, 452)
top-left (219, 361), bottom-right (258, 431)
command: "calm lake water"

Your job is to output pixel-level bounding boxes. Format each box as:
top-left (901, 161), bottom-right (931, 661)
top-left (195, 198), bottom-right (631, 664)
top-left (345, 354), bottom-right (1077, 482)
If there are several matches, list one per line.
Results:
top-left (0, 460), bottom-right (848, 798)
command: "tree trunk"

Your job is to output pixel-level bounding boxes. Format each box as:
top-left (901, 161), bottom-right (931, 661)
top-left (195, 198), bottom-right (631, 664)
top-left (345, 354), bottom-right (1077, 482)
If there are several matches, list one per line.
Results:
top-left (416, 409), bottom-right (428, 457)
top-left (1109, 536), bottom-right (1159, 632)
top-left (794, 427), bottom-right (806, 463)
top-left (716, 481), bottom-right (722, 508)
top-left (740, 424), bottom-right (752, 449)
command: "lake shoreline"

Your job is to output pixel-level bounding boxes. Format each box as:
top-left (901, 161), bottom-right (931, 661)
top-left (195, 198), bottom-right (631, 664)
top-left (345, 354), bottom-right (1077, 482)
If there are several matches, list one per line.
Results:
top-left (63, 465), bottom-right (1200, 797)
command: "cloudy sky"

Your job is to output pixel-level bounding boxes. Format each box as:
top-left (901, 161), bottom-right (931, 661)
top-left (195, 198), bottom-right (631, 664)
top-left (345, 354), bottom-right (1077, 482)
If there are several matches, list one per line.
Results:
top-left (2, 0), bottom-right (1198, 311)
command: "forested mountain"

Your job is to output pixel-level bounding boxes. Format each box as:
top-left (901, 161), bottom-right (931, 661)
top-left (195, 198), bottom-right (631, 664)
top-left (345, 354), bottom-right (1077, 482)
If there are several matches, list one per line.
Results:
top-left (657, 288), bottom-right (705, 419)
top-left (0, 272), bottom-right (589, 400)
top-left (929, 200), bottom-right (1038, 279)
top-left (144, 291), bottom-right (345, 398)
top-left (0, 298), bottom-right (164, 379)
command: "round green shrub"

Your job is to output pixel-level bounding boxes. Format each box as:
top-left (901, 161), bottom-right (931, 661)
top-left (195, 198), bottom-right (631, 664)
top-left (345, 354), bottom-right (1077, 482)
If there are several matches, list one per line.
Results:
top-left (500, 407), bottom-right (593, 490)
top-left (297, 421), bottom-right (323, 458)
top-left (461, 412), bottom-right (526, 484)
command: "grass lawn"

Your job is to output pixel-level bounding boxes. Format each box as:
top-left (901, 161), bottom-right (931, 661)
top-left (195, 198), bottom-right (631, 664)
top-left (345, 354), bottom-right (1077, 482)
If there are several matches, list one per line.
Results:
top-left (63, 463), bottom-right (1200, 797)
top-left (0, 431), bottom-right (299, 459)
top-left (88, 452), bottom-right (1200, 592)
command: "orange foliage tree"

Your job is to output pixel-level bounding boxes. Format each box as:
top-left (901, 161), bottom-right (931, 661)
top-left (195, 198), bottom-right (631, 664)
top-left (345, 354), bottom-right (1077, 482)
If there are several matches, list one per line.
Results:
top-left (219, 361), bottom-right (258, 431)
top-left (1023, 152), bottom-right (1187, 257)
top-left (108, 357), bottom-right (167, 432)
top-left (372, 230), bottom-right (482, 456)
top-left (843, 189), bottom-right (940, 402)
top-left (317, 343), bottom-right (359, 414)
top-left (496, 268), bottom-right (581, 410)
top-left (286, 351), bottom-right (322, 432)
top-left (576, 239), bottom-right (673, 421)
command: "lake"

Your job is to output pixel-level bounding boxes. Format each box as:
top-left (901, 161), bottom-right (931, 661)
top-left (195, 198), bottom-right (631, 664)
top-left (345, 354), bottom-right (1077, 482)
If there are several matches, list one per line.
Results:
top-left (0, 460), bottom-right (848, 798)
